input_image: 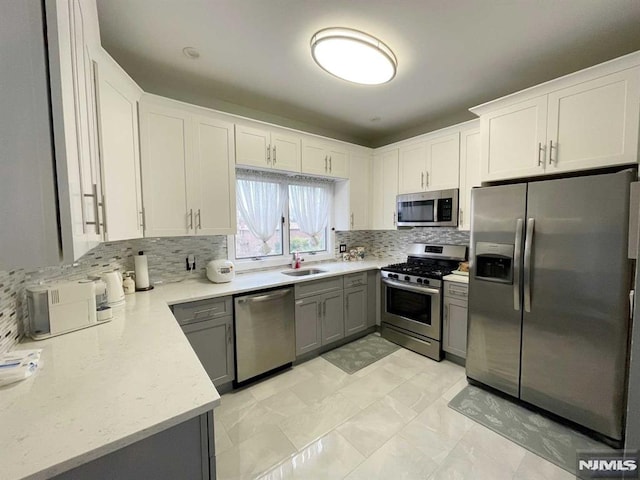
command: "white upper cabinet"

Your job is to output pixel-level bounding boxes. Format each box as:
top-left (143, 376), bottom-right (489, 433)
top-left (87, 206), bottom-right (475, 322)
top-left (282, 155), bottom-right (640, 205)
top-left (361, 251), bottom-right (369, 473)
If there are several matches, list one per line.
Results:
top-left (335, 149), bottom-right (372, 231)
top-left (139, 101), bottom-right (191, 237)
top-left (398, 133), bottom-right (460, 194)
top-left (46, 0), bottom-right (104, 262)
top-left (140, 96), bottom-right (236, 238)
top-left (546, 69), bottom-right (640, 173)
top-left (94, 51), bottom-right (144, 241)
top-left (301, 137), bottom-right (349, 178)
top-left (190, 114), bottom-right (236, 235)
top-left (472, 54), bottom-right (640, 182)
top-left (479, 96), bottom-right (548, 181)
top-left (235, 124), bottom-right (301, 173)
top-left (458, 127), bottom-right (481, 231)
top-left (371, 149), bottom-right (399, 230)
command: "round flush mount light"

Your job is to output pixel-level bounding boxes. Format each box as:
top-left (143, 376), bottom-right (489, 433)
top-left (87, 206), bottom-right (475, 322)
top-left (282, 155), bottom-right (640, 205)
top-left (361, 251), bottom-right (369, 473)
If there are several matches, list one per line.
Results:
top-left (310, 27), bottom-right (397, 85)
top-left (182, 47), bottom-right (200, 59)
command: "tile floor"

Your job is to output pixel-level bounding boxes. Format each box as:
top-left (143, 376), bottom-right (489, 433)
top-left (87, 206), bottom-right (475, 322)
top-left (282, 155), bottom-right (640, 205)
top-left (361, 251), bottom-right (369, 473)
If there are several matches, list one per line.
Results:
top-left (213, 347), bottom-right (574, 480)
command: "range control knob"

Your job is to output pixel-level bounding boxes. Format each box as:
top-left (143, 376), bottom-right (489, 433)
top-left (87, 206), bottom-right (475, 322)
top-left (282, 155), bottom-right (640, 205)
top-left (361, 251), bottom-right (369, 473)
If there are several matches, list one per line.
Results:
top-left (417, 278), bottom-right (423, 284)
top-left (404, 275), bottom-right (411, 282)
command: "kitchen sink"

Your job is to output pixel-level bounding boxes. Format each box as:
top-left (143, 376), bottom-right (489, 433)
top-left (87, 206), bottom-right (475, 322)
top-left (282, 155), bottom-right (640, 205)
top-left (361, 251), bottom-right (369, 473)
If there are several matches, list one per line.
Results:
top-left (281, 268), bottom-right (327, 277)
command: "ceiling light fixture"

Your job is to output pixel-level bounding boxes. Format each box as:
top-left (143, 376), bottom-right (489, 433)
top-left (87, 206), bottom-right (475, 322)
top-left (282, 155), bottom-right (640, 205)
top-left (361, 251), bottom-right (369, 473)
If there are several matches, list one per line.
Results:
top-left (310, 27), bottom-right (397, 85)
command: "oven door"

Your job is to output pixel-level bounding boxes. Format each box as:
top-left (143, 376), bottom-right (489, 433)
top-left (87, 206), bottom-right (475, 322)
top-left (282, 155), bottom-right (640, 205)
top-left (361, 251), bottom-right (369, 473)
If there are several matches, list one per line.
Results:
top-left (382, 278), bottom-right (441, 340)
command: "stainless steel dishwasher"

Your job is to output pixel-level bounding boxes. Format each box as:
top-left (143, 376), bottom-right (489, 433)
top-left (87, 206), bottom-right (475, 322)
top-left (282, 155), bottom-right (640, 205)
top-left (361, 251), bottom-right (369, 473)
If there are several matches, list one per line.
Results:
top-left (234, 286), bottom-right (295, 384)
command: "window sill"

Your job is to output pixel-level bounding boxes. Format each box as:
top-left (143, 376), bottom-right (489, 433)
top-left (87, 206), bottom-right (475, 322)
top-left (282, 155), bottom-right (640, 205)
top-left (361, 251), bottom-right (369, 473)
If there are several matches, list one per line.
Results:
top-left (232, 252), bottom-right (336, 273)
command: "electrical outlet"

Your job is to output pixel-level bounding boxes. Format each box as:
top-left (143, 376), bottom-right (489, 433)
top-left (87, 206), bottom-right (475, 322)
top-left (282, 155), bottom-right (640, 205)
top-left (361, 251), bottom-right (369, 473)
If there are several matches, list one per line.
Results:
top-left (339, 244), bottom-right (347, 253)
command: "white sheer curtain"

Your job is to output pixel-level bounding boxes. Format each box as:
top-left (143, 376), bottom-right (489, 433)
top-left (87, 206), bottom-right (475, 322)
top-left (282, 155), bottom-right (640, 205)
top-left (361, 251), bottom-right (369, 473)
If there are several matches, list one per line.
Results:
top-left (236, 178), bottom-right (285, 254)
top-left (289, 184), bottom-right (331, 247)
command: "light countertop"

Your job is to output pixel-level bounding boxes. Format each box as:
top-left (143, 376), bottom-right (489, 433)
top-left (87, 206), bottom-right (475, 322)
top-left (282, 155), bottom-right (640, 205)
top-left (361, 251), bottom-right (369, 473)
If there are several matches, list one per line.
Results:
top-left (443, 273), bottom-right (469, 284)
top-left (1, 259), bottom-right (386, 480)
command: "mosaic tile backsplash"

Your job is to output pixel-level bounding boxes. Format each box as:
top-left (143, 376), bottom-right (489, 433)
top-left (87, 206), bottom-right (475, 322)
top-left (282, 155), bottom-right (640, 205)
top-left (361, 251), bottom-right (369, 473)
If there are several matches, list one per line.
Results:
top-left (0, 228), bottom-right (469, 353)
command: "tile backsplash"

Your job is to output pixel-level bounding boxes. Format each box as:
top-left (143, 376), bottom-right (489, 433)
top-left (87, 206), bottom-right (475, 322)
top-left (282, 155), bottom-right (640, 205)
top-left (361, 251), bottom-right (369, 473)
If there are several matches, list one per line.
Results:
top-left (0, 228), bottom-right (469, 353)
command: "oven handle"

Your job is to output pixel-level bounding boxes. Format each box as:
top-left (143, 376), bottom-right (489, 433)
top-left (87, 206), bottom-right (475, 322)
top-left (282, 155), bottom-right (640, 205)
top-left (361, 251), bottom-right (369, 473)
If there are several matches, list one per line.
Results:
top-left (382, 277), bottom-right (440, 296)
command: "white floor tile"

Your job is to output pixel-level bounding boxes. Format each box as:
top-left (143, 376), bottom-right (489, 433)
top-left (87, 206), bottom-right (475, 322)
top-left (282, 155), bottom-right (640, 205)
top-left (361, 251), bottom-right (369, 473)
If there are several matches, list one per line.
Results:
top-left (248, 365), bottom-right (314, 402)
top-left (279, 391), bottom-right (361, 450)
top-left (513, 452), bottom-right (576, 480)
top-left (337, 395), bottom-right (418, 457)
top-left (338, 364), bottom-right (406, 409)
top-left (457, 423), bottom-right (527, 472)
top-left (215, 425), bottom-right (297, 480)
top-left (346, 434), bottom-right (438, 480)
top-left (257, 431), bottom-right (365, 480)
top-left (213, 414), bottom-right (234, 456)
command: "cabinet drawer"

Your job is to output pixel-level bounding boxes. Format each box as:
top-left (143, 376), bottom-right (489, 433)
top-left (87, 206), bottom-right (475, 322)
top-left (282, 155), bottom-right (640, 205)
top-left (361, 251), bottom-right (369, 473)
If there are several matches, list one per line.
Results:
top-left (171, 297), bottom-right (232, 323)
top-left (343, 271), bottom-right (367, 288)
top-left (444, 281), bottom-right (468, 299)
top-left (295, 276), bottom-right (343, 299)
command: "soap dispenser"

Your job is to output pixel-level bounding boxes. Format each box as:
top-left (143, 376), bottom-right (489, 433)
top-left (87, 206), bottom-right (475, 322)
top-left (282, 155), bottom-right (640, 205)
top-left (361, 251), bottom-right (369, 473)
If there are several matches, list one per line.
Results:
top-left (123, 272), bottom-right (136, 295)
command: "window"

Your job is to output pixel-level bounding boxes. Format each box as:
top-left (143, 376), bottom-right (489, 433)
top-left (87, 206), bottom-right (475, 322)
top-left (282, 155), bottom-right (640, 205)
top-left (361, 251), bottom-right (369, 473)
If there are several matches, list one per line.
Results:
top-left (231, 171), bottom-right (333, 267)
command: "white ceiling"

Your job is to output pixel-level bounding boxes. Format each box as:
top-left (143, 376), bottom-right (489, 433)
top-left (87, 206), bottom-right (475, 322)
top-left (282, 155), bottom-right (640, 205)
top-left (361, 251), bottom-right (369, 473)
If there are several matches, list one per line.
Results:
top-left (96, 0), bottom-right (640, 147)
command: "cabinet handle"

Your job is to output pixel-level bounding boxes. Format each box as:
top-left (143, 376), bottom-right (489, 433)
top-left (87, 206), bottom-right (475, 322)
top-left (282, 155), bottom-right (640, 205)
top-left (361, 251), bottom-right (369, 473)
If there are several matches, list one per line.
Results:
top-left (196, 208), bottom-right (202, 230)
top-left (346, 296), bottom-right (349, 311)
top-left (537, 142), bottom-right (544, 166)
top-left (267, 145), bottom-right (271, 163)
top-left (187, 208), bottom-right (193, 230)
top-left (426, 171), bottom-right (429, 187)
top-left (83, 183), bottom-right (101, 234)
top-left (444, 304), bottom-right (449, 320)
top-left (459, 209), bottom-right (463, 226)
top-left (549, 140), bottom-right (555, 165)
top-left (273, 145), bottom-right (277, 164)
top-left (393, 212), bottom-right (396, 225)
top-left (421, 172), bottom-right (424, 188)
top-left (329, 156), bottom-right (332, 172)
top-left (227, 324), bottom-right (231, 345)
top-left (318, 303), bottom-right (322, 317)
top-left (100, 193), bottom-right (107, 235)
top-left (350, 213), bottom-right (354, 228)
top-left (139, 209), bottom-right (145, 230)
top-left (323, 301), bottom-right (326, 316)
top-left (324, 155), bottom-right (328, 172)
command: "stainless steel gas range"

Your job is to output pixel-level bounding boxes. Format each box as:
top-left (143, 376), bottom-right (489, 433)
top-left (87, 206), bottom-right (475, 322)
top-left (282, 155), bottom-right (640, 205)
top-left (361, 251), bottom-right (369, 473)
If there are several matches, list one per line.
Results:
top-left (380, 244), bottom-right (467, 361)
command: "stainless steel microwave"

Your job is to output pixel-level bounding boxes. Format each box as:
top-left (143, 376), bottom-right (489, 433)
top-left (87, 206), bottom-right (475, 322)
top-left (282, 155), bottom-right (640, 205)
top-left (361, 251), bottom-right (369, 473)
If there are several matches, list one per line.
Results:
top-left (396, 189), bottom-right (459, 227)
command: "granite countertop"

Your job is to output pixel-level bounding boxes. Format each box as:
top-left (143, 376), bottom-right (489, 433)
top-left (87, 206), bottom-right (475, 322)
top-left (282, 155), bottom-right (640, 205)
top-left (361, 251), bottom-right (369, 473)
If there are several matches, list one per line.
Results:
top-left (0, 259), bottom-right (386, 480)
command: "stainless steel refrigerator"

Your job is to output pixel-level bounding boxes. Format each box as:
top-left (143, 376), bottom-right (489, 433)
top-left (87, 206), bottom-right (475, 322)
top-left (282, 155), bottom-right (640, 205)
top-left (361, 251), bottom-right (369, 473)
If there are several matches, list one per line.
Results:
top-left (467, 168), bottom-right (635, 442)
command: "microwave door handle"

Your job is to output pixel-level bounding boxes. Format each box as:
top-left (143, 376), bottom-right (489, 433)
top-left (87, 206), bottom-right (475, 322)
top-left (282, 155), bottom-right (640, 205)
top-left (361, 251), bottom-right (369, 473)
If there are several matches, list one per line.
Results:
top-left (513, 218), bottom-right (523, 311)
top-left (433, 199), bottom-right (438, 223)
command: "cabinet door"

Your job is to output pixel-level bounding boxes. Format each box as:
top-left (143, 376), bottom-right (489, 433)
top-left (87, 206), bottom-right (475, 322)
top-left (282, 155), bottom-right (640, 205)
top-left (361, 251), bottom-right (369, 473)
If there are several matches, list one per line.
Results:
top-left (344, 286), bottom-right (367, 336)
top-left (321, 291), bottom-right (345, 345)
top-left (271, 130), bottom-right (301, 172)
top-left (371, 149), bottom-right (399, 229)
top-left (301, 138), bottom-right (329, 176)
top-left (546, 68), bottom-right (640, 174)
top-left (443, 296), bottom-right (468, 358)
top-left (189, 115), bottom-right (236, 235)
top-left (326, 145), bottom-right (349, 178)
top-left (398, 142), bottom-right (427, 194)
top-left (349, 151), bottom-right (371, 230)
top-left (94, 54), bottom-right (143, 241)
top-left (458, 129), bottom-right (481, 231)
top-left (182, 316), bottom-right (235, 386)
top-left (426, 132), bottom-right (460, 191)
top-left (481, 96), bottom-right (547, 181)
top-left (235, 124), bottom-right (269, 168)
top-left (139, 101), bottom-right (191, 236)
top-left (295, 297), bottom-right (322, 355)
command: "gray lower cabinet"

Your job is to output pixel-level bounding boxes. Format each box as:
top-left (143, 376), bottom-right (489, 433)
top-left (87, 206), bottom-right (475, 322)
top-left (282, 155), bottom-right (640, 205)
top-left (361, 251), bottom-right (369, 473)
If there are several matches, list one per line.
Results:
top-left (294, 277), bottom-right (345, 356)
top-left (52, 411), bottom-right (215, 480)
top-left (443, 281), bottom-right (468, 359)
top-left (172, 297), bottom-right (235, 387)
top-left (182, 315), bottom-right (234, 386)
top-left (344, 285), bottom-right (367, 336)
top-left (321, 290), bottom-right (345, 345)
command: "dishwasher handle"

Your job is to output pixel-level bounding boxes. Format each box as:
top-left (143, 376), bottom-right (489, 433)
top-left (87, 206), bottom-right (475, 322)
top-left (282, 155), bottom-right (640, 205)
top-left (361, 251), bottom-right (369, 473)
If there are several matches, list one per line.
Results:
top-left (237, 288), bottom-right (292, 304)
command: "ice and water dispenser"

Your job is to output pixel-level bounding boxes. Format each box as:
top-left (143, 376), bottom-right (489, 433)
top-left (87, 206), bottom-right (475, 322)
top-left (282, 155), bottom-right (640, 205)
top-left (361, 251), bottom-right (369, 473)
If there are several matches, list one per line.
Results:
top-left (474, 242), bottom-right (514, 284)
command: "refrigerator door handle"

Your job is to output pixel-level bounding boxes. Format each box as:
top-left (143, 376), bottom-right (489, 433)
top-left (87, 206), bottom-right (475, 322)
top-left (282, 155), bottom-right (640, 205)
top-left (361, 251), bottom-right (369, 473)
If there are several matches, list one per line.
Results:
top-left (514, 218), bottom-right (524, 311)
top-left (524, 218), bottom-right (535, 312)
